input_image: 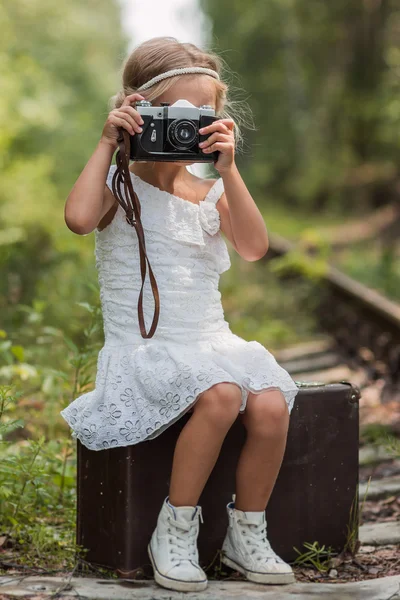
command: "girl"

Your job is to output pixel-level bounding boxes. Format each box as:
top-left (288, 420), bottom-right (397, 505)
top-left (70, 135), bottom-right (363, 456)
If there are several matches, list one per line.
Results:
top-left (60, 37), bottom-right (299, 593)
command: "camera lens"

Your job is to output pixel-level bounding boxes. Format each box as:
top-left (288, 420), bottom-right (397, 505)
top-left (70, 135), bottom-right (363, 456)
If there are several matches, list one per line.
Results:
top-left (168, 119), bottom-right (197, 149)
top-left (178, 126), bottom-right (192, 141)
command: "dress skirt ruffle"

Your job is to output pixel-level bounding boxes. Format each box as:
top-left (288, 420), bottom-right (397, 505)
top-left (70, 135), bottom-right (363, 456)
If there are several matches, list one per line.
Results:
top-left (60, 332), bottom-right (299, 451)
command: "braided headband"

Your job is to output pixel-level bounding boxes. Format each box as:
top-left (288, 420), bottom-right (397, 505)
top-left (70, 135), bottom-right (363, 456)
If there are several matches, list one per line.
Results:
top-left (136, 67), bottom-right (220, 92)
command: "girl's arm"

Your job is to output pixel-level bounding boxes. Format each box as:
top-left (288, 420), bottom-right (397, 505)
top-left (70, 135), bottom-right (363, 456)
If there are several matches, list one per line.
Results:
top-left (64, 139), bottom-right (116, 235)
top-left (219, 164), bottom-right (269, 261)
top-left (64, 92), bottom-right (145, 235)
top-left (199, 119), bottom-right (269, 262)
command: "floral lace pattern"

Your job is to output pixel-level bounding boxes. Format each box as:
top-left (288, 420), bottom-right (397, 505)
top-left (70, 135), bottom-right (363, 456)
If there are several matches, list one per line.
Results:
top-left (198, 199), bottom-right (220, 235)
top-left (60, 165), bottom-right (299, 450)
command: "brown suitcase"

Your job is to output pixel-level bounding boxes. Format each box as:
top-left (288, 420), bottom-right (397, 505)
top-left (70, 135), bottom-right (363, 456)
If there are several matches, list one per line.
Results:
top-left (76, 381), bottom-right (360, 575)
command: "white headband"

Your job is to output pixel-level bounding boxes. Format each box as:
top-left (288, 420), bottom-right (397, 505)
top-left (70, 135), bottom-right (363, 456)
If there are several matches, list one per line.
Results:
top-left (136, 67), bottom-right (220, 92)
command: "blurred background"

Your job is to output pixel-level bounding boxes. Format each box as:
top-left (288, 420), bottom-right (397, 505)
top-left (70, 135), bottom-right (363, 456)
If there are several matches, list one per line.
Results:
top-left (0, 0), bottom-right (399, 578)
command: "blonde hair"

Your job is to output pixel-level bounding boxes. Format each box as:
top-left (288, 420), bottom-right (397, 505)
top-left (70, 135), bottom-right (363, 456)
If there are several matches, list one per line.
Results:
top-left (109, 36), bottom-right (255, 153)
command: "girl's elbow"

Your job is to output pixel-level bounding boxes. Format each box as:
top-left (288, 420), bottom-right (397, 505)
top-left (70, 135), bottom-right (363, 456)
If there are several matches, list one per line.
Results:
top-left (256, 244), bottom-right (269, 260)
top-left (64, 210), bottom-right (94, 235)
top-left (240, 242), bottom-right (269, 262)
top-left (247, 247), bottom-right (269, 261)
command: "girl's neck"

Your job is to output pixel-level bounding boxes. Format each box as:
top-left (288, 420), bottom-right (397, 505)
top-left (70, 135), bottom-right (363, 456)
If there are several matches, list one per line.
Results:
top-left (129, 162), bottom-right (194, 191)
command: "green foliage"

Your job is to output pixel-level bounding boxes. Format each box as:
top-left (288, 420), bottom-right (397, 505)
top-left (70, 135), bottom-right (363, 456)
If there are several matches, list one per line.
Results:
top-left (0, 298), bottom-right (103, 571)
top-left (220, 250), bottom-right (322, 348)
top-left (269, 229), bottom-right (331, 281)
top-left (0, 385), bottom-right (78, 569)
top-left (1, 0), bottom-right (126, 190)
top-left (201, 0), bottom-right (400, 212)
top-left (343, 488), bottom-right (360, 557)
top-left (293, 540), bottom-right (336, 572)
top-left (360, 423), bottom-right (400, 458)
top-left (343, 479), bottom-right (371, 557)
top-left (0, 0), bottom-right (127, 336)
top-left (360, 423), bottom-right (395, 446)
top-left (337, 241), bottom-right (400, 303)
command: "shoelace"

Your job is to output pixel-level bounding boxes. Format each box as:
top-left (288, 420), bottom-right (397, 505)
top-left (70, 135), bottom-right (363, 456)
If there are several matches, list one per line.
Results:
top-left (237, 518), bottom-right (282, 563)
top-left (167, 508), bottom-right (203, 563)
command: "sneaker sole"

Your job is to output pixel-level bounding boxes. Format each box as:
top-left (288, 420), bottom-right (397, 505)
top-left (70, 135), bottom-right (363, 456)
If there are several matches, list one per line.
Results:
top-left (147, 543), bottom-right (208, 592)
top-left (221, 553), bottom-right (296, 585)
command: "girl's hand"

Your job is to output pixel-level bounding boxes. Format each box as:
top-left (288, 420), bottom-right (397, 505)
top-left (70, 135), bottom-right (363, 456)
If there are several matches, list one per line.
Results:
top-left (100, 93), bottom-right (146, 150)
top-left (198, 118), bottom-right (236, 173)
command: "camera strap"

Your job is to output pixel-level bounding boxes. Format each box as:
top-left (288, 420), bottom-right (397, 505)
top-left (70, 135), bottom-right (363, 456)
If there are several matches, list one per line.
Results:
top-left (111, 128), bottom-right (160, 339)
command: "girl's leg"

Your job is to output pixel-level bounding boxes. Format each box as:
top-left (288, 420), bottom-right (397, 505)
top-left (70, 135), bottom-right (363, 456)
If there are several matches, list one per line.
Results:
top-left (235, 388), bottom-right (290, 511)
top-left (220, 388), bottom-right (295, 584)
top-left (168, 382), bottom-right (243, 507)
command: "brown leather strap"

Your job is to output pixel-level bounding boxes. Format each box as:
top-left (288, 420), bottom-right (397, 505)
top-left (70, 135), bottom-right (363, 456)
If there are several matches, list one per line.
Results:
top-left (111, 129), bottom-right (160, 339)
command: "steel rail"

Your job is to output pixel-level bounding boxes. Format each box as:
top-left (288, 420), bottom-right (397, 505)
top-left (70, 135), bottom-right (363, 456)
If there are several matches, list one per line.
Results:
top-left (265, 232), bottom-right (400, 400)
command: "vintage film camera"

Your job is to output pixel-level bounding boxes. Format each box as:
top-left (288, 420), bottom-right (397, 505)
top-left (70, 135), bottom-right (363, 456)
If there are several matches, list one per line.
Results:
top-left (129, 99), bottom-right (220, 162)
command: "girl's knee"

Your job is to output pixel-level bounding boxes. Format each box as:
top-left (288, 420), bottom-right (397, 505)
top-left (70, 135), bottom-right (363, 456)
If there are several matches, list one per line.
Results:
top-left (193, 382), bottom-right (242, 428)
top-left (243, 388), bottom-right (289, 435)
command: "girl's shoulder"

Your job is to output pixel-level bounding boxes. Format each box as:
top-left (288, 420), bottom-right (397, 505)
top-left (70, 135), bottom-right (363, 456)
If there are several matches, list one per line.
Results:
top-left (186, 173), bottom-right (223, 204)
top-left (174, 169), bottom-right (224, 208)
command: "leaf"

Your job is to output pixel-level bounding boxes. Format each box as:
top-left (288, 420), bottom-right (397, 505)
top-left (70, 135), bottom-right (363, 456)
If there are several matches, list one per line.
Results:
top-left (11, 345), bottom-right (25, 362)
top-left (64, 337), bottom-right (79, 354)
top-left (76, 302), bottom-right (95, 314)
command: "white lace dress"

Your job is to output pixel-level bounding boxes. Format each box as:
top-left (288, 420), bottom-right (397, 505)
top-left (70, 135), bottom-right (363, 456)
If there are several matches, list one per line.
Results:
top-left (60, 165), bottom-right (299, 451)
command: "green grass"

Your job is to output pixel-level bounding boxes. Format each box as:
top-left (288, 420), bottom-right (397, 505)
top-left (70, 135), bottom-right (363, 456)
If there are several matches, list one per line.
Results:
top-left (334, 242), bottom-right (400, 302)
top-left (0, 386), bottom-right (80, 573)
top-left (360, 423), bottom-right (400, 457)
top-left (260, 203), bottom-right (345, 241)
top-left (259, 195), bottom-right (400, 303)
top-left (293, 541), bottom-right (336, 572)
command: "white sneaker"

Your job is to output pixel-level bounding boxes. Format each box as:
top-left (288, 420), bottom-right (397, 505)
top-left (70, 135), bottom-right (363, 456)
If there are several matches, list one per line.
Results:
top-left (148, 496), bottom-right (208, 592)
top-left (221, 497), bottom-right (296, 585)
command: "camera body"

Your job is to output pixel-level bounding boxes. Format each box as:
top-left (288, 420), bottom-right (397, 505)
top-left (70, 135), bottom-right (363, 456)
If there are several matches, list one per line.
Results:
top-left (129, 99), bottom-right (220, 162)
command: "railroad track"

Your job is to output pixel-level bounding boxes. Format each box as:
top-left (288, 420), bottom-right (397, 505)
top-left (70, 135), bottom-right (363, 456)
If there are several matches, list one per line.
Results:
top-left (265, 232), bottom-right (400, 406)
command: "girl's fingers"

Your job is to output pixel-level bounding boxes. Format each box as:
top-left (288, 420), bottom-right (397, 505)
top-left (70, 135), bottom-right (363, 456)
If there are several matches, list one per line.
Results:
top-left (115, 110), bottom-right (143, 134)
top-left (199, 132), bottom-right (232, 149)
top-left (200, 123), bottom-right (230, 136)
top-left (113, 115), bottom-right (138, 136)
top-left (117, 107), bottom-right (144, 131)
top-left (119, 105), bottom-right (145, 126)
top-left (200, 119), bottom-right (234, 135)
top-left (121, 92), bottom-right (146, 107)
top-left (214, 118), bottom-right (235, 130)
top-left (203, 141), bottom-right (231, 153)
